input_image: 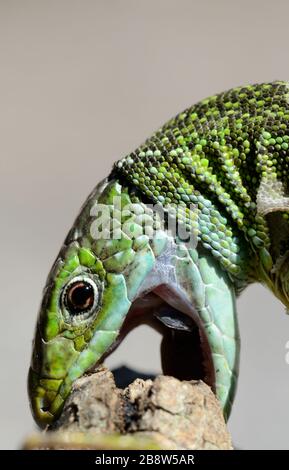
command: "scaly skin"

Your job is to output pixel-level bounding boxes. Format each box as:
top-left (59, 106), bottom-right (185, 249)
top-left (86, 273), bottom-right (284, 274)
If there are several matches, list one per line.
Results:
top-left (29, 81), bottom-right (289, 427)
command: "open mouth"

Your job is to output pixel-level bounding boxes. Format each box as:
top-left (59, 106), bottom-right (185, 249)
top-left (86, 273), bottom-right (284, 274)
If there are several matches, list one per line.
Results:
top-left (102, 285), bottom-right (216, 392)
top-left (30, 284), bottom-right (216, 428)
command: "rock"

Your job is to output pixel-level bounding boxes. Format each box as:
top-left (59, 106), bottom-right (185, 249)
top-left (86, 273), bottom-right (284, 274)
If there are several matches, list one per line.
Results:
top-left (34, 366), bottom-right (232, 450)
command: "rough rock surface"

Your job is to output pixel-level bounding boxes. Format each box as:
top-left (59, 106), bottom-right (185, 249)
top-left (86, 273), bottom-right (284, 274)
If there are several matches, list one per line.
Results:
top-left (40, 367), bottom-right (232, 450)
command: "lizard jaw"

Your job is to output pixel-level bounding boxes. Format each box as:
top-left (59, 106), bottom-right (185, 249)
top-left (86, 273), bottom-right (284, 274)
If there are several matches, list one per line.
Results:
top-left (28, 369), bottom-right (58, 427)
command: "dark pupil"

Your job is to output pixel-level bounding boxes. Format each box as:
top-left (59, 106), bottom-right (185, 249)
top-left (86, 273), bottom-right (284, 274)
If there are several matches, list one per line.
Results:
top-left (66, 281), bottom-right (94, 315)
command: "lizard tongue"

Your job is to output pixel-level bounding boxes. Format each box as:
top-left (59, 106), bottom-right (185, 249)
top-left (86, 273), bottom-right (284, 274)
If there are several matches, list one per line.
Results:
top-left (153, 305), bottom-right (196, 332)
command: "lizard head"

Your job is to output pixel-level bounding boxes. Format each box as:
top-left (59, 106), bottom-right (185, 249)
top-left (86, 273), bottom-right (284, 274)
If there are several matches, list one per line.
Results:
top-left (28, 179), bottom-right (159, 427)
top-left (28, 240), bottom-right (132, 427)
top-left (28, 180), bottom-right (134, 427)
top-left (28, 178), bottom-right (221, 427)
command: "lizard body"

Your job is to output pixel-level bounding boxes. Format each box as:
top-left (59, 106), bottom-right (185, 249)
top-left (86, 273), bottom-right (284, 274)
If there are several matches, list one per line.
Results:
top-left (29, 81), bottom-right (289, 427)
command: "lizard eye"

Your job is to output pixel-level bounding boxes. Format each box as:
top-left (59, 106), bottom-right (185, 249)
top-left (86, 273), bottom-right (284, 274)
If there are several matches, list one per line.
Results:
top-left (62, 276), bottom-right (100, 320)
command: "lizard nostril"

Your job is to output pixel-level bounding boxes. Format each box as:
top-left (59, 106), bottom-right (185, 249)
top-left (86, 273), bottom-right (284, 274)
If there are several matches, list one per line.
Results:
top-left (40, 397), bottom-right (51, 413)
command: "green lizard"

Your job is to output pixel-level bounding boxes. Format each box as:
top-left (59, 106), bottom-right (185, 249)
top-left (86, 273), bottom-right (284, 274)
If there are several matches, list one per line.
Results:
top-left (29, 81), bottom-right (289, 427)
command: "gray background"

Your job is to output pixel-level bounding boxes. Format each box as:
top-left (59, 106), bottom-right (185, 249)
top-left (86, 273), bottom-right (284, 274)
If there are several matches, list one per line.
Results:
top-left (1, 0), bottom-right (289, 449)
